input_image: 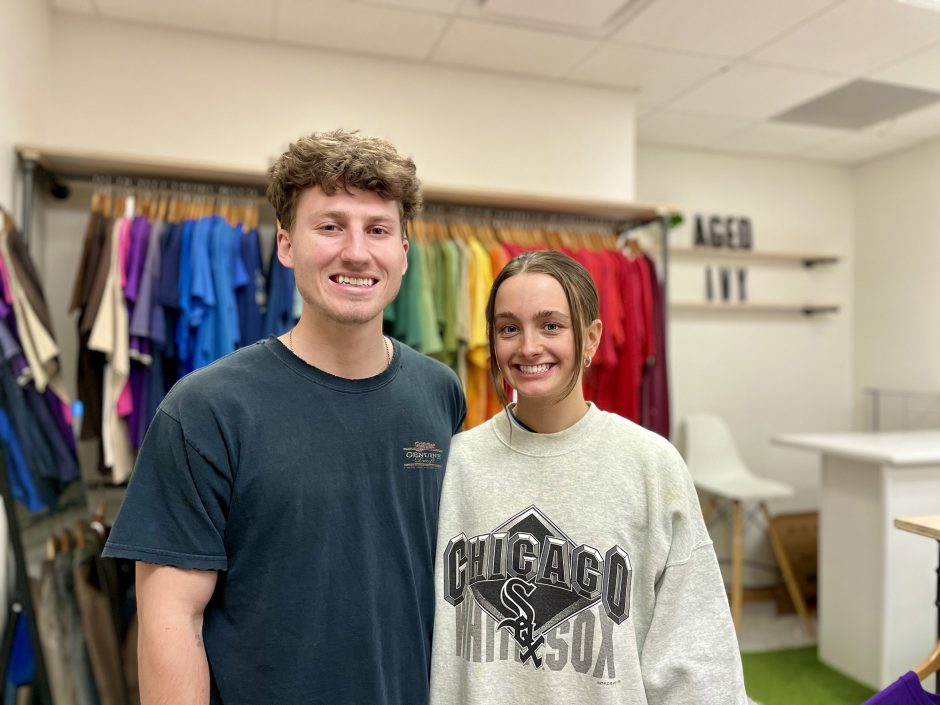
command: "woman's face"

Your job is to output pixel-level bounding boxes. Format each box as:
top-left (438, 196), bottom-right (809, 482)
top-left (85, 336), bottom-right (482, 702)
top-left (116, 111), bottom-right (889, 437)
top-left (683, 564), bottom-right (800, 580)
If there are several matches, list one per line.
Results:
top-left (492, 272), bottom-right (579, 403)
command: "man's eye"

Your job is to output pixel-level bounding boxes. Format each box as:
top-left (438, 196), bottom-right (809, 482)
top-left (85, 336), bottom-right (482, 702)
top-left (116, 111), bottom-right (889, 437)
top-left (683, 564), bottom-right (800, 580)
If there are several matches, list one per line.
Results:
top-left (369, 227), bottom-right (390, 236)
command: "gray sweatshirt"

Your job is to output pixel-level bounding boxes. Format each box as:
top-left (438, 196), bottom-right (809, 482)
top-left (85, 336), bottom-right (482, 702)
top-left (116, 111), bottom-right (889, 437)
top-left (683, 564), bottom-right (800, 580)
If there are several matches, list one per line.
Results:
top-left (430, 404), bottom-right (748, 705)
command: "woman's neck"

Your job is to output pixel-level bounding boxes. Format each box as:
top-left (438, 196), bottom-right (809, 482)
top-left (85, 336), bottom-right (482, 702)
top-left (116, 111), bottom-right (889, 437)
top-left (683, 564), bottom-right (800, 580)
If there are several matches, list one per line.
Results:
top-left (513, 391), bottom-right (589, 434)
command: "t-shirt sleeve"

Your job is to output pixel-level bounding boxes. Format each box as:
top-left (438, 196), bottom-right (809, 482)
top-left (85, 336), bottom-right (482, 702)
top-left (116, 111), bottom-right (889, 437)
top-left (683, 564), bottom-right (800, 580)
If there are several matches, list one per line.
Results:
top-left (103, 404), bottom-right (232, 571)
top-left (640, 544), bottom-right (748, 705)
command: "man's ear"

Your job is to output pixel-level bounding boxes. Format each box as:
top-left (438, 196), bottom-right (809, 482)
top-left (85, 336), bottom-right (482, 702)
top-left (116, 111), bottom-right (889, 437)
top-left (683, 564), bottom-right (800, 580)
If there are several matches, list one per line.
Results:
top-left (401, 237), bottom-right (409, 276)
top-left (276, 228), bottom-right (294, 270)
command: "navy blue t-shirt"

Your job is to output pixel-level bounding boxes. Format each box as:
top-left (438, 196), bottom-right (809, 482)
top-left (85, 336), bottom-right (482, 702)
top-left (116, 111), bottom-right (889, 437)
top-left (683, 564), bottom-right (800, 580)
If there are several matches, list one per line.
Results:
top-left (104, 337), bottom-right (466, 705)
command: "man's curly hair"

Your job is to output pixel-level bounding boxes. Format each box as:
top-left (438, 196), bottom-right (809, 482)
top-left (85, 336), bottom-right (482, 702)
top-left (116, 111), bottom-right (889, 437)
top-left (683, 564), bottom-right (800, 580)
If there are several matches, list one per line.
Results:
top-left (267, 129), bottom-right (422, 235)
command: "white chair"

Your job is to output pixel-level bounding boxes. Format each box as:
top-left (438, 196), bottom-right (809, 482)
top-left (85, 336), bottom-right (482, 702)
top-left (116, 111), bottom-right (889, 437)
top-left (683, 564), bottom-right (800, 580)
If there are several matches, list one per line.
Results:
top-left (680, 413), bottom-right (813, 638)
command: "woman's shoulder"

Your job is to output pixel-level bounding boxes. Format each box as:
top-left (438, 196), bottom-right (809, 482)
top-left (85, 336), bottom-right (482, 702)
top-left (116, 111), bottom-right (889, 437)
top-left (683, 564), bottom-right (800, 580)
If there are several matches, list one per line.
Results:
top-left (597, 409), bottom-right (677, 449)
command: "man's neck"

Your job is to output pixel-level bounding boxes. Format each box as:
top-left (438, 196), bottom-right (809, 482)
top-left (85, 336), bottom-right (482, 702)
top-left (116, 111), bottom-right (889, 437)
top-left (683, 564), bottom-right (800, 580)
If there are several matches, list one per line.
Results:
top-left (281, 312), bottom-right (389, 380)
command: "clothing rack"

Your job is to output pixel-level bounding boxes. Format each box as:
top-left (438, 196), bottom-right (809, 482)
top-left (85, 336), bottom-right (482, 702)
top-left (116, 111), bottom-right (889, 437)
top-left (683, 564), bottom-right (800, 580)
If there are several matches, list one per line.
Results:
top-left (16, 142), bottom-right (677, 427)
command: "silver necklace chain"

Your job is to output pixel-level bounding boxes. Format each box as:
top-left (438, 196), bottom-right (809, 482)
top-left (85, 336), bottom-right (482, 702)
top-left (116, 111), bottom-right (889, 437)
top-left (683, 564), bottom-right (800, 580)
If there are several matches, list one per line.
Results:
top-left (288, 327), bottom-right (391, 370)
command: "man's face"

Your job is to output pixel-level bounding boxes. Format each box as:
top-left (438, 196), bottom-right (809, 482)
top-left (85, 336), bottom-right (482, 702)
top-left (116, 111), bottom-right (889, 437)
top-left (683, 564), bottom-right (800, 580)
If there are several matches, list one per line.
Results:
top-left (277, 185), bottom-right (408, 327)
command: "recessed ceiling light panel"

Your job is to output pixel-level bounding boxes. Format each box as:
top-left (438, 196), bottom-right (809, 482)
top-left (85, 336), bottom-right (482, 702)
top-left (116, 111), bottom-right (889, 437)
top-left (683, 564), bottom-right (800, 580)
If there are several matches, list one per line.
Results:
top-left (773, 80), bottom-right (940, 130)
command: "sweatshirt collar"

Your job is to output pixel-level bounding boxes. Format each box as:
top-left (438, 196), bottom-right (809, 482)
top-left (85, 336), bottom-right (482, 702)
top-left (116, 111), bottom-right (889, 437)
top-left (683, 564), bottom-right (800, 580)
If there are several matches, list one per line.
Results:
top-left (491, 402), bottom-right (604, 456)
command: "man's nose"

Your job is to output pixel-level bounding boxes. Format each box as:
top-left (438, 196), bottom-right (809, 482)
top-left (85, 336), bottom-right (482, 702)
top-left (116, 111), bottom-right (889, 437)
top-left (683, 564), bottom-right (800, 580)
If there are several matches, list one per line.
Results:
top-left (340, 231), bottom-right (370, 263)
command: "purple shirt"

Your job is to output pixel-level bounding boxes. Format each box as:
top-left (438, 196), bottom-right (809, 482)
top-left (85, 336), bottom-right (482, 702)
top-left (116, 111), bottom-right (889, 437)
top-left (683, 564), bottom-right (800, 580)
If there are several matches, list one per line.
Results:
top-left (864, 672), bottom-right (940, 704)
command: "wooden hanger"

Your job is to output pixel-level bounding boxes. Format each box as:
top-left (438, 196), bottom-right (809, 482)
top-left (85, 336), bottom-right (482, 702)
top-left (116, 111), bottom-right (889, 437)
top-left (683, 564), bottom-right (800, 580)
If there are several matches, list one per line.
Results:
top-left (1, 207), bottom-right (14, 236)
top-left (915, 640), bottom-right (940, 681)
top-left (74, 520), bottom-right (87, 549)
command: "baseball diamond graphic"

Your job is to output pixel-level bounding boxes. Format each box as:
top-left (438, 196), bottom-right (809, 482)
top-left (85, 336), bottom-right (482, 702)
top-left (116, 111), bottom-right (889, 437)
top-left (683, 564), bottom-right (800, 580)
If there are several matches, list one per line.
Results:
top-left (443, 506), bottom-right (633, 669)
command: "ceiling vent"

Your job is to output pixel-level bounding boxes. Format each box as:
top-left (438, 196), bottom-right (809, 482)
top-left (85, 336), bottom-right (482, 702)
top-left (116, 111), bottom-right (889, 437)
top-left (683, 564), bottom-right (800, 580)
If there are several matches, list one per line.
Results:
top-left (773, 79), bottom-right (940, 130)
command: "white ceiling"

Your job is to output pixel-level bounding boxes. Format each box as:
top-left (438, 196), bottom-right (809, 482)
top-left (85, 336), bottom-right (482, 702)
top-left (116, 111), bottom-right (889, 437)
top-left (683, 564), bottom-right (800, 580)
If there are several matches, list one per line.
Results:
top-left (51, 0), bottom-right (940, 165)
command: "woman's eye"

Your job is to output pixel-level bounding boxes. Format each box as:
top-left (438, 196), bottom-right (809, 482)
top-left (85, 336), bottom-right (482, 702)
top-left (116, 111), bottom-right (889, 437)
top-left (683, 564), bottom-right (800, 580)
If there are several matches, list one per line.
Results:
top-left (544, 322), bottom-right (561, 332)
top-left (499, 325), bottom-right (518, 335)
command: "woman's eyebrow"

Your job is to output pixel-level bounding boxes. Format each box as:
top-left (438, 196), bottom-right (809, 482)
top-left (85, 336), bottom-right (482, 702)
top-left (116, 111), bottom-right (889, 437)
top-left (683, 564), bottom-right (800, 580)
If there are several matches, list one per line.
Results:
top-left (535, 310), bottom-right (569, 320)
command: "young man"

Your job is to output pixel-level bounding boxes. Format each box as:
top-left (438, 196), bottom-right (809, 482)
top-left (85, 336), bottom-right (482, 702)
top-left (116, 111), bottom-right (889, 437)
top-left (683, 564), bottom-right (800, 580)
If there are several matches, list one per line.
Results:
top-left (103, 130), bottom-right (467, 705)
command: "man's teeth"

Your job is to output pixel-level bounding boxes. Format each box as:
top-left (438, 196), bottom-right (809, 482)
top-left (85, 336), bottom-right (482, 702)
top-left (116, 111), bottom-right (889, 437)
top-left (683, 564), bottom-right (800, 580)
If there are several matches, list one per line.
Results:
top-left (520, 364), bottom-right (551, 374)
top-left (336, 275), bottom-right (376, 287)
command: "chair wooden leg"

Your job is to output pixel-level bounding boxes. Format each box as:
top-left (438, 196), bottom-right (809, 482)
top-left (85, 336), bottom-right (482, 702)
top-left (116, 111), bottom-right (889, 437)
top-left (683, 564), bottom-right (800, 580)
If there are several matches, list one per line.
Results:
top-left (701, 495), bottom-right (715, 523)
top-left (731, 500), bottom-right (743, 636)
top-left (761, 502), bottom-right (815, 638)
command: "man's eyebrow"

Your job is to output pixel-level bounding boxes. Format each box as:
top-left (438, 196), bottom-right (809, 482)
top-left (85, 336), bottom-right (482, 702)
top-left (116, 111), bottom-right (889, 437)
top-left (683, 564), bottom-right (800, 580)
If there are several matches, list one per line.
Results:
top-left (308, 210), bottom-right (397, 224)
top-left (314, 209), bottom-right (345, 219)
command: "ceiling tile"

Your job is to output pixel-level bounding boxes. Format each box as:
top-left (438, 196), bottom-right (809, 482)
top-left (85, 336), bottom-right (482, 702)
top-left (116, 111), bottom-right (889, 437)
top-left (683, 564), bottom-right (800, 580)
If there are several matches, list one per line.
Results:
top-left (473, 0), bottom-right (628, 31)
top-left (869, 101), bottom-right (940, 140)
top-left (669, 61), bottom-right (846, 120)
top-left (753, 0), bottom-right (940, 76)
top-left (714, 121), bottom-right (846, 157)
top-left (800, 132), bottom-right (916, 164)
top-left (431, 19), bottom-right (599, 78)
top-left (872, 42), bottom-right (940, 92)
top-left (613, 0), bottom-right (838, 60)
top-left (52, 0), bottom-right (96, 14)
top-left (637, 110), bottom-right (753, 148)
top-left (360, 0), bottom-right (462, 13)
top-left (570, 42), bottom-right (726, 106)
top-left (276, 0), bottom-right (449, 60)
top-left (94, 0), bottom-right (277, 40)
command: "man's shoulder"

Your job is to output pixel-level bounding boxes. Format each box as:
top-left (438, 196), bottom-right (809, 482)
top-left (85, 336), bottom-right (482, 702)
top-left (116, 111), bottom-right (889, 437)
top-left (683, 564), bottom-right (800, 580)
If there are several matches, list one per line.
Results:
top-left (396, 340), bottom-right (461, 386)
top-left (162, 340), bottom-right (275, 410)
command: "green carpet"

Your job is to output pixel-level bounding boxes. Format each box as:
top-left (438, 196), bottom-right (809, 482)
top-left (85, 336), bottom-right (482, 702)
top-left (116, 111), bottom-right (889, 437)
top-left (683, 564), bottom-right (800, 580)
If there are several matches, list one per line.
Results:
top-left (742, 646), bottom-right (876, 705)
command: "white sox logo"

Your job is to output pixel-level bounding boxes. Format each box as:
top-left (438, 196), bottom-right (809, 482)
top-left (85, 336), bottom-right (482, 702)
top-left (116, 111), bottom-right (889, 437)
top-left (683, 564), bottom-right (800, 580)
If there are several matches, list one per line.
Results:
top-left (498, 578), bottom-right (544, 666)
top-left (443, 506), bottom-right (632, 670)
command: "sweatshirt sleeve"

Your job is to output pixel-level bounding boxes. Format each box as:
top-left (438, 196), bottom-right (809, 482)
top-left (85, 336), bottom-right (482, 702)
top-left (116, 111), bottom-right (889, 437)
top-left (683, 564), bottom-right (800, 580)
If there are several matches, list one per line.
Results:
top-left (640, 543), bottom-right (748, 705)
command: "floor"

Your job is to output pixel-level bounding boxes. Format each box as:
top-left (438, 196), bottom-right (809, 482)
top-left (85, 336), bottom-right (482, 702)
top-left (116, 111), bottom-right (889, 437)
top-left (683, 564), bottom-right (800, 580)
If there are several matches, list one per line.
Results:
top-left (739, 600), bottom-right (818, 653)
top-left (739, 601), bottom-right (819, 705)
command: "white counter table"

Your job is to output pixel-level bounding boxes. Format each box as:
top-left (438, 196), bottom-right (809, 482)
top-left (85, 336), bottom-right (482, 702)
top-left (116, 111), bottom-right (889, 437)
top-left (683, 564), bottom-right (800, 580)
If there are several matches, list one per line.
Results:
top-left (773, 431), bottom-right (940, 689)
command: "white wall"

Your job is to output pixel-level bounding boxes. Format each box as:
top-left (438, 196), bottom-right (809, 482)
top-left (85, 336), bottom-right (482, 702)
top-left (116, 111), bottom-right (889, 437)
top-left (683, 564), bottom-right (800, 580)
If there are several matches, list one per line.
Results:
top-left (636, 146), bottom-right (854, 580)
top-left (0, 0), bottom-right (51, 214)
top-left (853, 140), bottom-right (940, 428)
top-left (637, 146), bottom-right (854, 494)
top-left (45, 14), bottom-right (636, 201)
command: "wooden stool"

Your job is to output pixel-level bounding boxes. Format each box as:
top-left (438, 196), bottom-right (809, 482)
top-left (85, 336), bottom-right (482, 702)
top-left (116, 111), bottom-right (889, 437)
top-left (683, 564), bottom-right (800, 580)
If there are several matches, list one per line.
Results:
top-left (684, 414), bottom-right (814, 639)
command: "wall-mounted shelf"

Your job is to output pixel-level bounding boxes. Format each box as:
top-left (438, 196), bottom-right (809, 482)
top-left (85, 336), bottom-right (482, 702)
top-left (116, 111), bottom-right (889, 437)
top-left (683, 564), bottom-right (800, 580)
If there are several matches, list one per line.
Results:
top-left (670, 246), bottom-right (840, 268)
top-left (671, 302), bottom-right (840, 316)
top-left (16, 144), bottom-right (678, 225)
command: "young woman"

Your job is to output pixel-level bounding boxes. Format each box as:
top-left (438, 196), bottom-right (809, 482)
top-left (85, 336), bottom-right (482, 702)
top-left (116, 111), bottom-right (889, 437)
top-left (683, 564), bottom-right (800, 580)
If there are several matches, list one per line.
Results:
top-left (430, 250), bottom-right (747, 705)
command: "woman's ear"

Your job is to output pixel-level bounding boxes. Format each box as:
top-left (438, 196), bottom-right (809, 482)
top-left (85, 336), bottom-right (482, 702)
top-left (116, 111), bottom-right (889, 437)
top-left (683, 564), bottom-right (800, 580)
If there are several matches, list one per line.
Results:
top-left (584, 319), bottom-right (603, 364)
